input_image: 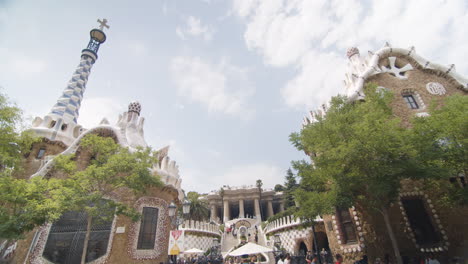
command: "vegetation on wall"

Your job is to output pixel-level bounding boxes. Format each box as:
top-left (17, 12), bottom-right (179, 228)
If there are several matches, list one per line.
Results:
top-left (54, 134), bottom-right (163, 263)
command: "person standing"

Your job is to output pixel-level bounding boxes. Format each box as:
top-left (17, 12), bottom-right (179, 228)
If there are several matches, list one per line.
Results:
top-left (284, 254), bottom-right (291, 264)
top-left (426, 254), bottom-right (440, 264)
top-left (277, 254), bottom-right (285, 264)
top-left (321, 249), bottom-right (329, 264)
top-left (335, 254), bottom-right (344, 264)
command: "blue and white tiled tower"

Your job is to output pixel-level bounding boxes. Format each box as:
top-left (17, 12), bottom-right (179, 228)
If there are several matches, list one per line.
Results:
top-left (31, 19), bottom-right (109, 146)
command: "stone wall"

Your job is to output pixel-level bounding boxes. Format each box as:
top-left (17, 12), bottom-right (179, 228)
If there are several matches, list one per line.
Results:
top-left (366, 54), bottom-right (465, 126)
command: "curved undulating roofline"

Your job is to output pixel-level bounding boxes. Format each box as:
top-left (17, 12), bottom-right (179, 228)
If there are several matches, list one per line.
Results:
top-left (346, 43), bottom-right (467, 102)
top-left (303, 43), bottom-right (468, 127)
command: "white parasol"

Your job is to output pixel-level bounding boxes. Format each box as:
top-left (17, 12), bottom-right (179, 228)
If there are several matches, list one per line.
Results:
top-left (183, 248), bottom-right (205, 254)
top-left (227, 243), bottom-right (273, 256)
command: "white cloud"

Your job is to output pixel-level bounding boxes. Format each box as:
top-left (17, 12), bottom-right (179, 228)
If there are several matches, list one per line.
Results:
top-left (231, 0), bottom-right (468, 109)
top-left (0, 48), bottom-right (48, 76)
top-left (176, 16), bottom-right (215, 41)
top-left (127, 41), bottom-right (148, 56)
top-left (78, 97), bottom-right (125, 129)
top-left (220, 163), bottom-right (284, 189)
top-left (282, 51), bottom-right (347, 108)
top-left (13, 57), bottom-right (47, 74)
top-left (170, 56), bottom-right (254, 119)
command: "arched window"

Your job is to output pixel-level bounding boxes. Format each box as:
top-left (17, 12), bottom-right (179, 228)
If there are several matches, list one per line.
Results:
top-left (401, 89), bottom-right (425, 110)
top-left (42, 210), bottom-right (113, 264)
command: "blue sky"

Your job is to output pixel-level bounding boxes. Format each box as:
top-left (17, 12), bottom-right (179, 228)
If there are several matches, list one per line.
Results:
top-left (1, 0), bottom-right (467, 193)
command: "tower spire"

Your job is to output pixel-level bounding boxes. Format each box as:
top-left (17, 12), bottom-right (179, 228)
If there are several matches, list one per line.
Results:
top-left (31, 19), bottom-right (109, 145)
top-left (49, 19), bottom-right (108, 123)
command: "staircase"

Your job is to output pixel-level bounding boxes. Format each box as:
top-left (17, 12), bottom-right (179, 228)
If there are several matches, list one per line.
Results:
top-left (220, 219), bottom-right (275, 264)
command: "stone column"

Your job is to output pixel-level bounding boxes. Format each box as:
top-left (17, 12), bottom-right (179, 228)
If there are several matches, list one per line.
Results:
top-left (254, 198), bottom-right (262, 221)
top-left (239, 199), bottom-right (245, 218)
top-left (223, 200), bottom-right (230, 223)
top-left (267, 200), bottom-right (274, 218)
top-left (210, 204), bottom-right (218, 222)
top-left (279, 202), bottom-right (285, 213)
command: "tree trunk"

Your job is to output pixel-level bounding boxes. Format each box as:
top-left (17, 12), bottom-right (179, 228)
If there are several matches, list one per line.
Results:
top-left (311, 223), bottom-right (321, 264)
top-left (81, 214), bottom-right (92, 264)
top-left (381, 207), bottom-right (403, 264)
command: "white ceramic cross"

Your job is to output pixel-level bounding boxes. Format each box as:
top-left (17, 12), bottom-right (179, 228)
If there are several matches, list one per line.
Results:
top-left (97, 18), bottom-right (110, 31)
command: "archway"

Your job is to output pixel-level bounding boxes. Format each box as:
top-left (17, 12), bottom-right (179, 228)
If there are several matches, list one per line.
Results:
top-left (314, 231), bottom-right (330, 252)
top-left (298, 241), bottom-right (308, 256)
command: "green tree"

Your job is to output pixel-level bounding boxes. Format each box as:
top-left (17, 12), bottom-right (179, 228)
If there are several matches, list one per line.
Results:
top-left (0, 91), bottom-right (61, 240)
top-left (290, 84), bottom-right (436, 264)
top-left (186, 191), bottom-right (210, 221)
top-left (274, 184), bottom-right (284, 192)
top-left (0, 91), bottom-right (38, 170)
top-left (283, 168), bottom-right (298, 208)
top-left (54, 134), bottom-right (163, 264)
top-left (411, 94), bottom-right (468, 205)
top-left (0, 176), bottom-right (68, 239)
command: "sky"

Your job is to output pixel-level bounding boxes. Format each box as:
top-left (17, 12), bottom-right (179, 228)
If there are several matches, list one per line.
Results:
top-left (0, 0), bottom-right (467, 193)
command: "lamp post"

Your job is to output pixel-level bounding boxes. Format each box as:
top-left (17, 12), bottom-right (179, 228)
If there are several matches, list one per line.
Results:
top-left (168, 198), bottom-right (192, 264)
top-left (273, 234), bottom-right (282, 258)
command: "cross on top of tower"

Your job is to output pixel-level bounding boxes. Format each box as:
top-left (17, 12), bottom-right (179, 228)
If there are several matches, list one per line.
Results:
top-left (97, 18), bottom-right (110, 31)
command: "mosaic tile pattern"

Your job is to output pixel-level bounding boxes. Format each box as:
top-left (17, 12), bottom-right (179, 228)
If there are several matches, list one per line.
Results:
top-left (183, 235), bottom-right (214, 252)
top-left (49, 55), bottom-right (94, 123)
top-left (267, 228), bottom-right (313, 254)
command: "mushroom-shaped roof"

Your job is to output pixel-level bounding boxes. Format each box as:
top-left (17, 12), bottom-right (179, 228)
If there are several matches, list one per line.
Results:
top-left (346, 47), bottom-right (360, 58)
top-left (128, 101), bottom-right (141, 115)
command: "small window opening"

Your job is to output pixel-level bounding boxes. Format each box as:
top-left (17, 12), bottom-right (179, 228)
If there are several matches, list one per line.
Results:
top-left (49, 120), bottom-right (57, 128)
top-left (137, 207), bottom-right (159, 249)
top-left (403, 94), bottom-right (419, 109)
top-left (36, 148), bottom-right (46, 159)
top-left (61, 124), bottom-right (68, 131)
top-left (336, 208), bottom-right (357, 244)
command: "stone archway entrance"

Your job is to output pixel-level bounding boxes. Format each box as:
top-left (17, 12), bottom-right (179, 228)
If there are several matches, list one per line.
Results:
top-left (314, 231), bottom-right (330, 252)
top-left (298, 241), bottom-right (308, 256)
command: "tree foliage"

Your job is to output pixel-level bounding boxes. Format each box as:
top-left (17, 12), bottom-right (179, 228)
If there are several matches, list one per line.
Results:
top-left (283, 168), bottom-right (298, 209)
top-left (186, 191), bottom-right (210, 221)
top-left (290, 84), bottom-right (434, 218)
top-left (290, 84), bottom-right (465, 263)
top-left (54, 134), bottom-right (163, 263)
top-left (411, 94), bottom-right (468, 206)
top-left (0, 91), bottom-right (38, 170)
top-left (0, 176), bottom-right (68, 239)
top-left (274, 184), bottom-right (284, 192)
top-left (0, 91), bottom-right (51, 239)
top-left (54, 134), bottom-right (164, 221)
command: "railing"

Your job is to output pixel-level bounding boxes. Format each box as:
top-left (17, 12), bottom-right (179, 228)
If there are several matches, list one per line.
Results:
top-left (209, 185), bottom-right (276, 194)
top-left (178, 220), bottom-right (221, 236)
top-left (263, 215), bottom-right (323, 235)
